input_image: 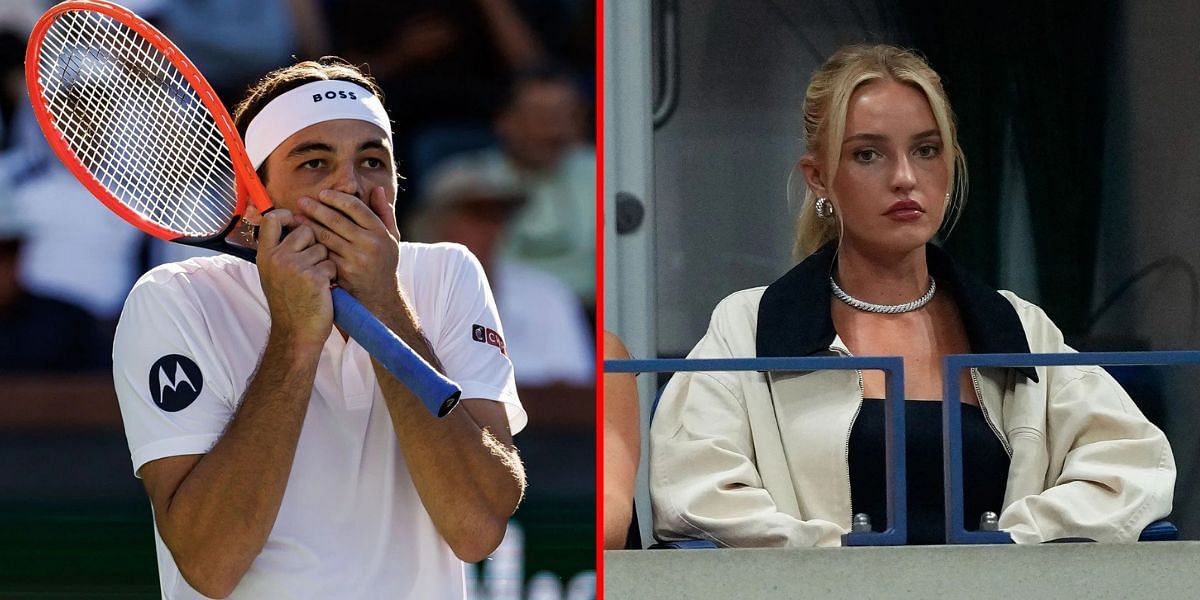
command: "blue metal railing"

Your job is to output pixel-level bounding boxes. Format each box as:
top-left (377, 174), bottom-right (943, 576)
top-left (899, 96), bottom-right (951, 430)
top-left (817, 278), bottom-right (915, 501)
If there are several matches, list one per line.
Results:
top-left (609, 350), bottom-right (1195, 546)
top-left (942, 351), bottom-right (1200, 544)
top-left (605, 356), bottom-right (909, 546)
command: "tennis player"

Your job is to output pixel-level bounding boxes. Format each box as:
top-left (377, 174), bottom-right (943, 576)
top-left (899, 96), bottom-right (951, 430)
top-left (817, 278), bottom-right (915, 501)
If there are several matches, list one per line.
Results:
top-left (112, 58), bottom-right (527, 599)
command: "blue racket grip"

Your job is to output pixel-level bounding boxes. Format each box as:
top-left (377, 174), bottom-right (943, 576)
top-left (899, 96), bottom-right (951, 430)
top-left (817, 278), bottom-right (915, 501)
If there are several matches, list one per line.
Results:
top-left (330, 287), bottom-right (461, 417)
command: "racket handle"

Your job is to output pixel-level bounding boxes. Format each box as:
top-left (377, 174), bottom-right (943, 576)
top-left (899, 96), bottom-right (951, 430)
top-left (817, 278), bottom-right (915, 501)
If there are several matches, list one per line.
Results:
top-left (331, 287), bottom-right (461, 417)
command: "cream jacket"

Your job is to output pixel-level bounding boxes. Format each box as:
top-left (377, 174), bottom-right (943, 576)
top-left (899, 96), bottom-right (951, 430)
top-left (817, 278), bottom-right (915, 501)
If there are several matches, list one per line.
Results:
top-left (650, 245), bottom-right (1175, 546)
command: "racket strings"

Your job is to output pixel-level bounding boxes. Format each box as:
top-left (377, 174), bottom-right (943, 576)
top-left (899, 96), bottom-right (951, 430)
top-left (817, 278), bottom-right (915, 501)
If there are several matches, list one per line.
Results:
top-left (51, 11), bottom-right (232, 221)
top-left (61, 12), bottom-right (235, 233)
top-left (43, 31), bottom-right (232, 235)
top-left (35, 9), bottom-right (238, 238)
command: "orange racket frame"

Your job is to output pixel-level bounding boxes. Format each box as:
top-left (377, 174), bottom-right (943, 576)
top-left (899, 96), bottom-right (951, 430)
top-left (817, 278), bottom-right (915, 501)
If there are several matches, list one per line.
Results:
top-left (25, 0), bottom-right (273, 244)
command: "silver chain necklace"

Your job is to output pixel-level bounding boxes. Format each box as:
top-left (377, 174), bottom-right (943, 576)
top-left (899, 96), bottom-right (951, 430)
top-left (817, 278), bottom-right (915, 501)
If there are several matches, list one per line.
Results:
top-left (830, 276), bottom-right (936, 314)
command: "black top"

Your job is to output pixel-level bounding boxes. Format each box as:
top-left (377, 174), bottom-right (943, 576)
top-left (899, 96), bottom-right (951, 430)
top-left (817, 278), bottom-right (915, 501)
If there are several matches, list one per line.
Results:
top-left (849, 399), bottom-right (1010, 544)
top-left (751, 243), bottom-right (1036, 544)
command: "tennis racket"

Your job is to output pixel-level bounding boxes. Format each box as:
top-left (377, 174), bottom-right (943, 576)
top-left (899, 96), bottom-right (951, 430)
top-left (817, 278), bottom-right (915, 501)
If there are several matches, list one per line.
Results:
top-left (25, 0), bottom-right (460, 417)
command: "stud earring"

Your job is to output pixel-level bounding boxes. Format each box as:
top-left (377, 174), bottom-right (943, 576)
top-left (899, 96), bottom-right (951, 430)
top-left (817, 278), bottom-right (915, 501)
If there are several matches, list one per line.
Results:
top-left (815, 197), bottom-right (834, 219)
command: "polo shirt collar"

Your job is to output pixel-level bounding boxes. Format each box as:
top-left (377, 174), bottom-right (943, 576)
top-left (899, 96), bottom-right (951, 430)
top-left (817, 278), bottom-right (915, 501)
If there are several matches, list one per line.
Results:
top-left (756, 242), bottom-right (1039, 382)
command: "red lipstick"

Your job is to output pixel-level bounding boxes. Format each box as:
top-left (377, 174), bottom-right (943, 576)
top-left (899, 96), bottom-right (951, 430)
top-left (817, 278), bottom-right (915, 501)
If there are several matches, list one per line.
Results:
top-left (885, 199), bottom-right (924, 222)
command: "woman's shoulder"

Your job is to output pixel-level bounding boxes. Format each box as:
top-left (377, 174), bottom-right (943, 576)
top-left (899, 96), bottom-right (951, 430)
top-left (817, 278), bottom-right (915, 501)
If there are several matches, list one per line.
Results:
top-left (693, 287), bottom-right (771, 353)
top-left (711, 286), bottom-right (770, 319)
top-left (993, 289), bottom-right (1066, 351)
top-left (993, 289), bottom-right (1054, 324)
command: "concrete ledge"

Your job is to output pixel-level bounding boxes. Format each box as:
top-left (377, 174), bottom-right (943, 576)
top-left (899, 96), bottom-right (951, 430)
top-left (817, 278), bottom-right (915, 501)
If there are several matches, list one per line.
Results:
top-left (604, 542), bottom-right (1200, 599)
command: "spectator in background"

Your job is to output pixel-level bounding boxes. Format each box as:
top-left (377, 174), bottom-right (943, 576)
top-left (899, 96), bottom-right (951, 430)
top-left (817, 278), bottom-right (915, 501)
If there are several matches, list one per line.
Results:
top-left (327, 0), bottom-right (544, 174)
top-left (0, 28), bottom-right (50, 191)
top-left (412, 154), bottom-right (593, 393)
top-left (0, 29), bottom-right (26, 152)
top-left (0, 202), bottom-right (109, 372)
top-left (0, 2), bottom-right (41, 40)
top-left (0, 19), bottom-right (142, 325)
top-left (563, 0), bottom-right (596, 99)
top-left (472, 66), bottom-right (595, 312)
top-left (505, 0), bottom-right (594, 95)
top-left (158, 0), bottom-right (329, 106)
top-left (11, 163), bottom-right (144, 324)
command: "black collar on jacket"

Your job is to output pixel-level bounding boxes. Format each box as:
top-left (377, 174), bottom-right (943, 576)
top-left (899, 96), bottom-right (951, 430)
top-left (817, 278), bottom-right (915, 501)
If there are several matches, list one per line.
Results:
top-left (756, 242), bottom-right (1039, 382)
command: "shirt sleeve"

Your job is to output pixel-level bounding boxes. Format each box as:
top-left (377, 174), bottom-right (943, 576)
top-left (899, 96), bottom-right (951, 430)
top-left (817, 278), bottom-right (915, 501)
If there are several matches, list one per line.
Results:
top-left (999, 359), bottom-right (1176, 543)
top-left (112, 274), bottom-right (237, 477)
top-left (991, 292), bottom-right (1176, 543)
top-left (651, 297), bottom-right (846, 548)
top-left (431, 246), bottom-right (527, 434)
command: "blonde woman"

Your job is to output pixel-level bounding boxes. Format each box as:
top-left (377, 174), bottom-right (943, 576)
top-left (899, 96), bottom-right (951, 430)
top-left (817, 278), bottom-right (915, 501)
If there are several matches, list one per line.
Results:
top-left (650, 44), bottom-right (1174, 547)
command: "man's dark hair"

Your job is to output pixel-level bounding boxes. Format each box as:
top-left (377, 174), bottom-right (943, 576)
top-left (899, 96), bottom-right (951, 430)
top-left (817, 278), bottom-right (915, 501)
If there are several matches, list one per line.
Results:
top-left (232, 57), bottom-right (386, 137)
top-left (232, 57), bottom-right (388, 181)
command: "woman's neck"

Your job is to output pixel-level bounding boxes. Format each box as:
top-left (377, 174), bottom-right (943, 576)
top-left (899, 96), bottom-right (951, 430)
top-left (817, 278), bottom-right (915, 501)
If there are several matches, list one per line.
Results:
top-left (833, 242), bottom-right (931, 306)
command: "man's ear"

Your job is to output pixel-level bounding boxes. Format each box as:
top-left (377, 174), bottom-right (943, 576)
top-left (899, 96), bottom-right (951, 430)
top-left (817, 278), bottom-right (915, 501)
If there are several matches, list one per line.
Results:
top-left (798, 154), bottom-right (828, 198)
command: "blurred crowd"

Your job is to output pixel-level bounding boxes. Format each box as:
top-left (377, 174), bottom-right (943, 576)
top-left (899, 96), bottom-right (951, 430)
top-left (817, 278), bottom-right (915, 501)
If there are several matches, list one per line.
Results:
top-left (0, 0), bottom-right (596, 405)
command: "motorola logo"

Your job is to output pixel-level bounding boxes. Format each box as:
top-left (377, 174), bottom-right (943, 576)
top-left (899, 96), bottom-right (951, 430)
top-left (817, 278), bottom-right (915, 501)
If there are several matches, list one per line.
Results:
top-left (149, 354), bottom-right (204, 412)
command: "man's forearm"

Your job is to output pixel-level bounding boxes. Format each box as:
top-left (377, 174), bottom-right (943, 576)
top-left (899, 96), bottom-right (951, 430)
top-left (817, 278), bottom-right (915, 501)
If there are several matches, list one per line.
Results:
top-left (475, 0), bottom-right (544, 69)
top-left (369, 298), bottom-right (526, 563)
top-left (153, 332), bottom-right (320, 596)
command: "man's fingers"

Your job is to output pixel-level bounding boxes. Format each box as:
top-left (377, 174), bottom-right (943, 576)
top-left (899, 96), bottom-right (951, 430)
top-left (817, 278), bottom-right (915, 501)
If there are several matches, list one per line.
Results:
top-left (370, 187), bottom-right (401, 239)
top-left (256, 209), bottom-right (293, 250)
top-left (280, 223), bottom-right (317, 251)
top-left (297, 241), bottom-right (329, 265)
top-left (315, 189), bottom-right (382, 231)
top-left (296, 213), bottom-right (350, 257)
top-left (315, 259), bottom-right (337, 281)
top-left (299, 195), bottom-right (362, 242)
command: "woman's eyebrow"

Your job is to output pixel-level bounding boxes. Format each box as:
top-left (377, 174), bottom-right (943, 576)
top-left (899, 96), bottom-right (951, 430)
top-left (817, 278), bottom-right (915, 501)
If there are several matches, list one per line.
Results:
top-left (843, 132), bottom-right (886, 144)
top-left (842, 129), bottom-right (941, 145)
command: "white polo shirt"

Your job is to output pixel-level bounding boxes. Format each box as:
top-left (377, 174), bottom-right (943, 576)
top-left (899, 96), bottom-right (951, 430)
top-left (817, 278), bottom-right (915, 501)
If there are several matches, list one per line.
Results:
top-left (113, 242), bottom-right (525, 600)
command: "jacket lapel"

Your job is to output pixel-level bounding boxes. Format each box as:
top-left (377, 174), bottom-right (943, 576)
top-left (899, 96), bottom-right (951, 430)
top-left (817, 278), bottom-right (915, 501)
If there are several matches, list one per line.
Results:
top-left (756, 242), bottom-right (1038, 383)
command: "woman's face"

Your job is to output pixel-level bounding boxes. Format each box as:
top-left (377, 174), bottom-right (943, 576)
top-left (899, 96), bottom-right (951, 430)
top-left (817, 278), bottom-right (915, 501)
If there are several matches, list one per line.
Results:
top-left (828, 79), bottom-right (949, 256)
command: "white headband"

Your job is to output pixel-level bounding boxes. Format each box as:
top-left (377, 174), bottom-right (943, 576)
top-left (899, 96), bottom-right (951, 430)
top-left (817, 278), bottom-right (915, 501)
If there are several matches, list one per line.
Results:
top-left (244, 80), bottom-right (392, 169)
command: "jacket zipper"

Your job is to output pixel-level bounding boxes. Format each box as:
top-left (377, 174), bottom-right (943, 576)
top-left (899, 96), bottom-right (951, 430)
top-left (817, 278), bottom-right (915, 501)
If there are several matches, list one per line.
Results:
top-left (832, 345), bottom-right (864, 526)
top-left (971, 368), bottom-right (1011, 457)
